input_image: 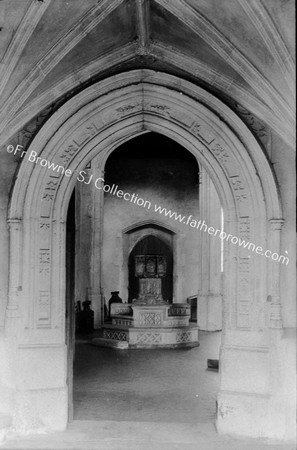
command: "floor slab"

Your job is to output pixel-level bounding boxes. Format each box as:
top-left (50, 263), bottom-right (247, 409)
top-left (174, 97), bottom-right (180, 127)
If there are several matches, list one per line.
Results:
top-left (1, 420), bottom-right (294, 450)
top-left (1, 332), bottom-right (294, 449)
top-left (74, 330), bottom-right (221, 422)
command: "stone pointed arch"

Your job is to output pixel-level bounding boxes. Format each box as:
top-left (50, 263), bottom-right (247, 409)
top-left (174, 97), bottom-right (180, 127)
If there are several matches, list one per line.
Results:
top-left (6, 70), bottom-right (284, 438)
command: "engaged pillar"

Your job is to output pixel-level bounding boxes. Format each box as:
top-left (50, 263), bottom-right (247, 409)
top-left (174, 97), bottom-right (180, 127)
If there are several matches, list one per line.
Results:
top-left (88, 163), bottom-right (105, 329)
top-left (197, 166), bottom-right (222, 331)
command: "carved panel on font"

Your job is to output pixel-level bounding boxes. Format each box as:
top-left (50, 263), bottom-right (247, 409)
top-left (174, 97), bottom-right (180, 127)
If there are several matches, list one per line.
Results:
top-left (176, 331), bottom-right (192, 343)
top-left (135, 332), bottom-right (162, 344)
top-left (139, 312), bottom-right (162, 326)
top-left (103, 330), bottom-right (127, 341)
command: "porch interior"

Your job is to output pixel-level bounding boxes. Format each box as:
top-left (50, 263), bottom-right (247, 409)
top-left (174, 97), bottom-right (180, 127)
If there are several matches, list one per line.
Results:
top-left (1, 331), bottom-right (293, 449)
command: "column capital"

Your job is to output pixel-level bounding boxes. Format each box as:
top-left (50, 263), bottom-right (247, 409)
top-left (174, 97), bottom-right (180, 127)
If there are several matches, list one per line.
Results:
top-left (269, 218), bottom-right (284, 230)
top-left (7, 217), bottom-right (22, 229)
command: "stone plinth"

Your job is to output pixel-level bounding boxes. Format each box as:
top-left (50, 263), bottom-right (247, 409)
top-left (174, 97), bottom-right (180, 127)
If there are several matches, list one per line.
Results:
top-left (98, 302), bottom-right (198, 349)
top-left (101, 323), bottom-right (199, 349)
top-left (129, 324), bottom-right (199, 348)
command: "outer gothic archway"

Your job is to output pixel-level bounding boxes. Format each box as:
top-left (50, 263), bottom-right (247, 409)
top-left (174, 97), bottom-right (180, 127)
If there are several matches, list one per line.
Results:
top-left (6, 70), bottom-right (284, 438)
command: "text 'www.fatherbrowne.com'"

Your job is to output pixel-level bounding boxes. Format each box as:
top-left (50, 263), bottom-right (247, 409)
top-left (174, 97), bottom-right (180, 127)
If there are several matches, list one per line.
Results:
top-left (7, 144), bottom-right (289, 266)
top-left (153, 203), bottom-right (289, 265)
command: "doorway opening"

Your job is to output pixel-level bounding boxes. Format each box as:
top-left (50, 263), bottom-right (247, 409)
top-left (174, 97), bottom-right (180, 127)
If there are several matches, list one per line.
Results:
top-left (7, 70), bottom-right (283, 437)
top-left (66, 188), bottom-right (76, 421)
top-left (70, 132), bottom-right (223, 423)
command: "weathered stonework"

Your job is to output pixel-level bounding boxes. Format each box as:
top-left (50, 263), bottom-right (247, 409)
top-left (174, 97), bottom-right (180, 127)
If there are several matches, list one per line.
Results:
top-left (4, 70), bottom-right (290, 440)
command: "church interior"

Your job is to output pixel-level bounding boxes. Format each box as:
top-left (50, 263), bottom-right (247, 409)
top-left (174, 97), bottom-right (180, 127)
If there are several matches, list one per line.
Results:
top-left (0, 1), bottom-right (295, 449)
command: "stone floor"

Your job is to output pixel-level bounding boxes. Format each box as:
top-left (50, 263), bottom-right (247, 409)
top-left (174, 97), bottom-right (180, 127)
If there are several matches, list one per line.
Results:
top-left (1, 420), bottom-right (294, 450)
top-left (1, 331), bottom-right (295, 450)
top-left (73, 330), bottom-right (220, 423)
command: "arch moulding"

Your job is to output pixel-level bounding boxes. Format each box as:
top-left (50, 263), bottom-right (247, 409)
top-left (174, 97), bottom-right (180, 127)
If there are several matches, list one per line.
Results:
top-left (6, 70), bottom-right (287, 439)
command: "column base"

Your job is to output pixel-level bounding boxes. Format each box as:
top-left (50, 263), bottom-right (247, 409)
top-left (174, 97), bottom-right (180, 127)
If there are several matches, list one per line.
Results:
top-left (13, 387), bottom-right (68, 432)
top-left (216, 390), bottom-right (293, 441)
top-left (197, 293), bottom-right (222, 331)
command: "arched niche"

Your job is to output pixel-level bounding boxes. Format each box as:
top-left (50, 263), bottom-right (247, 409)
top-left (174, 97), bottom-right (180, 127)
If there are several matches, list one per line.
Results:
top-left (6, 70), bottom-right (285, 438)
top-left (121, 223), bottom-right (175, 303)
top-left (128, 235), bottom-right (173, 303)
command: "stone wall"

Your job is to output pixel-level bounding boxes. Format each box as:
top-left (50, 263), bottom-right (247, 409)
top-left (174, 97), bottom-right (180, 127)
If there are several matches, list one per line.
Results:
top-left (0, 70), bottom-right (294, 442)
top-left (102, 138), bottom-right (200, 303)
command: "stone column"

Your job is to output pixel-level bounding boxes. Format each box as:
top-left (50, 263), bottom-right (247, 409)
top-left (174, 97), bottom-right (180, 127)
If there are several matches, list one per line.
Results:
top-left (87, 163), bottom-right (105, 329)
top-left (75, 172), bottom-right (92, 313)
top-left (197, 167), bottom-right (222, 330)
top-left (267, 219), bottom-right (284, 329)
top-left (5, 218), bottom-right (22, 336)
top-left (173, 233), bottom-right (185, 303)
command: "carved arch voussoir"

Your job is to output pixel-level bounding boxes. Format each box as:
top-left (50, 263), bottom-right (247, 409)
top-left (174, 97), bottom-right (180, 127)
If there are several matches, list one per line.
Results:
top-left (7, 70), bottom-right (282, 336)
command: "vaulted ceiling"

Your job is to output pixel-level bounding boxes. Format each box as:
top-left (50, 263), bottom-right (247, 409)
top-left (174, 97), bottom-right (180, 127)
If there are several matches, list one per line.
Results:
top-left (0, 0), bottom-right (295, 147)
